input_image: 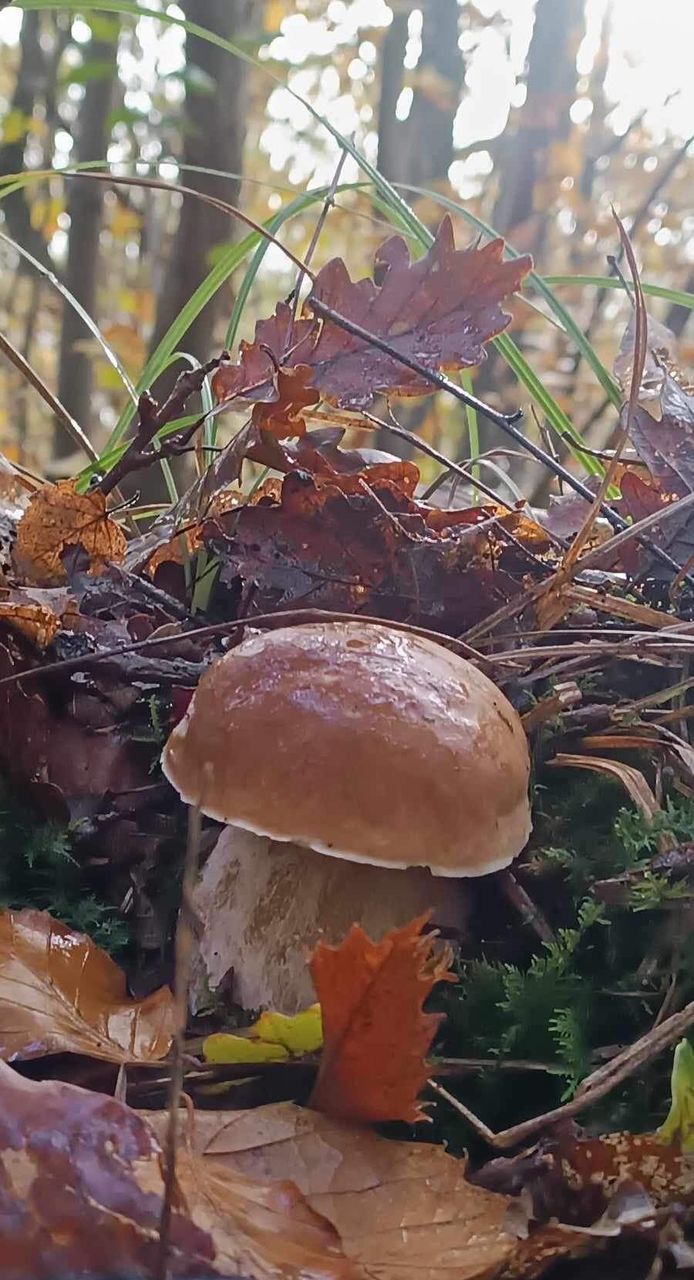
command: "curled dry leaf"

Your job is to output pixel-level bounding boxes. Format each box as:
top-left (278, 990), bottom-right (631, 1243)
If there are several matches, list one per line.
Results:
top-left (212, 216), bottom-right (532, 411)
top-left (146, 1101), bottom-right (517, 1280)
top-left (0, 908), bottom-right (175, 1064)
top-left (14, 478), bottom-right (127, 586)
top-left (309, 914), bottom-right (453, 1125)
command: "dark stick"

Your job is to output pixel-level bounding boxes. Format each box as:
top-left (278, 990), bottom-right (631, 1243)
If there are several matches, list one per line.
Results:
top-left (309, 296), bottom-right (694, 592)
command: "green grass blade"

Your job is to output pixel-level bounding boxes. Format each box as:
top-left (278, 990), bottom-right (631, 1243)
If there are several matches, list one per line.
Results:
top-left (544, 275), bottom-right (694, 309)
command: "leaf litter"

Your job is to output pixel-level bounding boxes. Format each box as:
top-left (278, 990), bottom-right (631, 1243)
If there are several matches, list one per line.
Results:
top-left (2, 214), bottom-right (694, 1276)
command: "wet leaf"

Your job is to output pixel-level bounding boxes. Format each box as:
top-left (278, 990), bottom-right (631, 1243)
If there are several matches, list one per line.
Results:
top-left (146, 1100), bottom-right (517, 1280)
top-left (251, 1004), bottom-right (323, 1055)
top-left (174, 1147), bottom-right (354, 1280)
top-left (0, 1062), bottom-right (216, 1278)
top-left (0, 908), bottom-right (175, 1064)
top-left (14, 479), bottom-right (127, 586)
top-left (251, 364), bottom-right (320, 437)
top-left (204, 470), bottom-right (528, 636)
top-left (309, 915), bottom-right (453, 1125)
top-left (212, 217), bottom-right (532, 410)
top-left (203, 1034), bottom-right (289, 1065)
top-left (0, 1066), bottom-right (351, 1279)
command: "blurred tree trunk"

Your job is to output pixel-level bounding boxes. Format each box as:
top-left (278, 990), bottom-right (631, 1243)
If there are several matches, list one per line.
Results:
top-left (141, 0), bottom-right (252, 502)
top-left (149, 0), bottom-right (252, 373)
top-left (0, 12), bottom-right (50, 268)
top-left (375, 0), bottom-right (463, 456)
top-left (55, 33), bottom-right (118, 456)
top-left (493, 0), bottom-right (585, 245)
top-left (377, 0), bottom-right (463, 194)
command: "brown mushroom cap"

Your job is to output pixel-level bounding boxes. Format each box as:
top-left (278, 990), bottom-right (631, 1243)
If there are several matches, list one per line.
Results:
top-left (162, 621), bottom-right (531, 876)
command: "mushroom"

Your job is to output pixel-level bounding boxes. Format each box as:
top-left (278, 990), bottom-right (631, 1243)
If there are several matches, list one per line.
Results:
top-left (162, 621), bottom-right (531, 1012)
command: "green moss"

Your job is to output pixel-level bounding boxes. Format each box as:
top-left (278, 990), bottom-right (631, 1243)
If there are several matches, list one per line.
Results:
top-left (0, 789), bottom-right (129, 956)
top-left (433, 772), bottom-right (694, 1151)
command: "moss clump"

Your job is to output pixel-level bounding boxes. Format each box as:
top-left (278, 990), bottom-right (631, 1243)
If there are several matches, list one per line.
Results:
top-left (433, 772), bottom-right (694, 1152)
top-left (0, 788), bottom-right (129, 956)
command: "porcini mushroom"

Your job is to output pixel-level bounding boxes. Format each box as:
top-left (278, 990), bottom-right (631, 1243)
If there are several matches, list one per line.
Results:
top-left (162, 621), bottom-right (531, 1012)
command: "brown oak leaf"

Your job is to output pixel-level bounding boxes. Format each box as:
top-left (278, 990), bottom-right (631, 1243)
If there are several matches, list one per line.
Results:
top-left (212, 216), bottom-right (532, 410)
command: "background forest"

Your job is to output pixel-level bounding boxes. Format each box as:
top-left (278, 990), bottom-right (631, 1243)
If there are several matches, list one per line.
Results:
top-left (0, 0), bottom-right (693, 504)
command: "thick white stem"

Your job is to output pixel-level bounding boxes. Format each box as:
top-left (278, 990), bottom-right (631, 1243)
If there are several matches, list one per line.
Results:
top-left (191, 826), bottom-right (468, 1014)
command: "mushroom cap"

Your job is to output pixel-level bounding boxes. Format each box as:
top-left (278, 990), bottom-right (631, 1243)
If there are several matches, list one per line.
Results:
top-left (162, 621), bottom-right (531, 877)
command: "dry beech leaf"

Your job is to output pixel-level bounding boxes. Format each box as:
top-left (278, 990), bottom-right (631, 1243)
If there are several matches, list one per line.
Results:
top-left (14, 478), bottom-right (127, 585)
top-left (0, 1062), bottom-right (215, 1278)
top-left (0, 909), bottom-right (175, 1064)
top-left (0, 599), bottom-right (60, 647)
top-left (174, 1149), bottom-right (356, 1280)
top-left (145, 1101), bottom-right (517, 1280)
top-left (309, 914), bottom-right (453, 1125)
top-left (212, 216), bottom-right (532, 411)
top-left (0, 1065), bottom-right (352, 1280)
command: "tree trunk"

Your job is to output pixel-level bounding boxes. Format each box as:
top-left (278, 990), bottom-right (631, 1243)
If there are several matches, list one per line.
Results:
top-left (55, 35), bottom-right (118, 456)
top-left (149, 0), bottom-right (252, 372)
top-left (493, 0), bottom-right (585, 242)
top-left (0, 13), bottom-right (50, 269)
top-left (375, 4), bottom-right (411, 184)
top-left (141, 0), bottom-right (251, 502)
top-left (375, 0), bottom-right (464, 458)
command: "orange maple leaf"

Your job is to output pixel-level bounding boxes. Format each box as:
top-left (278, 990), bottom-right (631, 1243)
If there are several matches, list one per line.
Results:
top-left (308, 914), bottom-right (452, 1126)
top-left (14, 479), bottom-right (127, 585)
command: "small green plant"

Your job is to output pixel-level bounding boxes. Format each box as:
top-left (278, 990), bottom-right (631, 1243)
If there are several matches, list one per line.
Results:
top-left (0, 790), bottom-right (129, 955)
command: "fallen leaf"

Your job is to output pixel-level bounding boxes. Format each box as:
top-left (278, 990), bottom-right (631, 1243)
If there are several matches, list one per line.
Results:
top-left (146, 1100), bottom-right (517, 1280)
top-left (204, 470), bottom-right (528, 635)
top-left (174, 1148), bottom-right (355, 1280)
top-left (309, 915), bottom-right (452, 1125)
top-left (203, 1034), bottom-right (289, 1065)
top-left (548, 753), bottom-right (660, 822)
top-left (251, 1004), bottom-right (323, 1055)
top-left (0, 908), bottom-right (175, 1063)
top-left (0, 598), bottom-right (60, 647)
top-left (0, 1065), bottom-right (351, 1279)
top-left (0, 1062), bottom-right (216, 1278)
top-left (251, 364), bottom-right (320, 437)
top-left (14, 479), bottom-right (127, 586)
top-left (203, 1004), bottom-right (324, 1066)
top-left (212, 217), bottom-right (532, 410)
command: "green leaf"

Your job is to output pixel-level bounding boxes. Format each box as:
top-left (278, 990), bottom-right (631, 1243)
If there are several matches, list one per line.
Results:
top-left (658, 1038), bottom-right (694, 1151)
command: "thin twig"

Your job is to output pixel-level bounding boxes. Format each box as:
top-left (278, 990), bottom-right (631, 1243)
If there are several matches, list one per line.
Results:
top-left (429, 995), bottom-right (694, 1150)
top-left (309, 296), bottom-right (694, 591)
top-left (288, 147), bottom-right (348, 317)
top-left (0, 606), bottom-right (492, 691)
top-left (156, 804), bottom-right (202, 1280)
top-left (0, 330), bottom-right (98, 463)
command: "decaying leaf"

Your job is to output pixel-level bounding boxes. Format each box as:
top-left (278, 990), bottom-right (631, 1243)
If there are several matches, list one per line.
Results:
top-left (14, 479), bottom-right (127, 586)
top-left (203, 470), bottom-right (530, 635)
top-left (0, 908), bottom-right (175, 1064)
top-left (0, 1065), bottom-right (352, 1280)
top-left (212, 217), bottom-right (532, 411)
top-left (0, 1062), bottom-right (216, 1279)
top-left (146, 1101), bottom-right (517, 1280)
top-left (309, 915), bottom-right (452, 1125)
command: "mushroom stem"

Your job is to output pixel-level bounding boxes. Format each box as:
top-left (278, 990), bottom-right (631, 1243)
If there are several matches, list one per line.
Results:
top-left (191, 825), bottom-right (469, 1014)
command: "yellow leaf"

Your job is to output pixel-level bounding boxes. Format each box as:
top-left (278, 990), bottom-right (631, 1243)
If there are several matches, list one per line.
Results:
top-left (250, 1004), bottom-right (323, 1054)
top-left (203, 1033), bottom-right (288, 1064)
top-left (101, 322), bottom-right (146, 377)
top-left (29, 195), bottom-right (64, 241)
top-left (109, 204), bottom-right (142, 240)
top-left (1, 109), bottom-right (38, 145)
top-left (264, 0), bottom-right (286, 32)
